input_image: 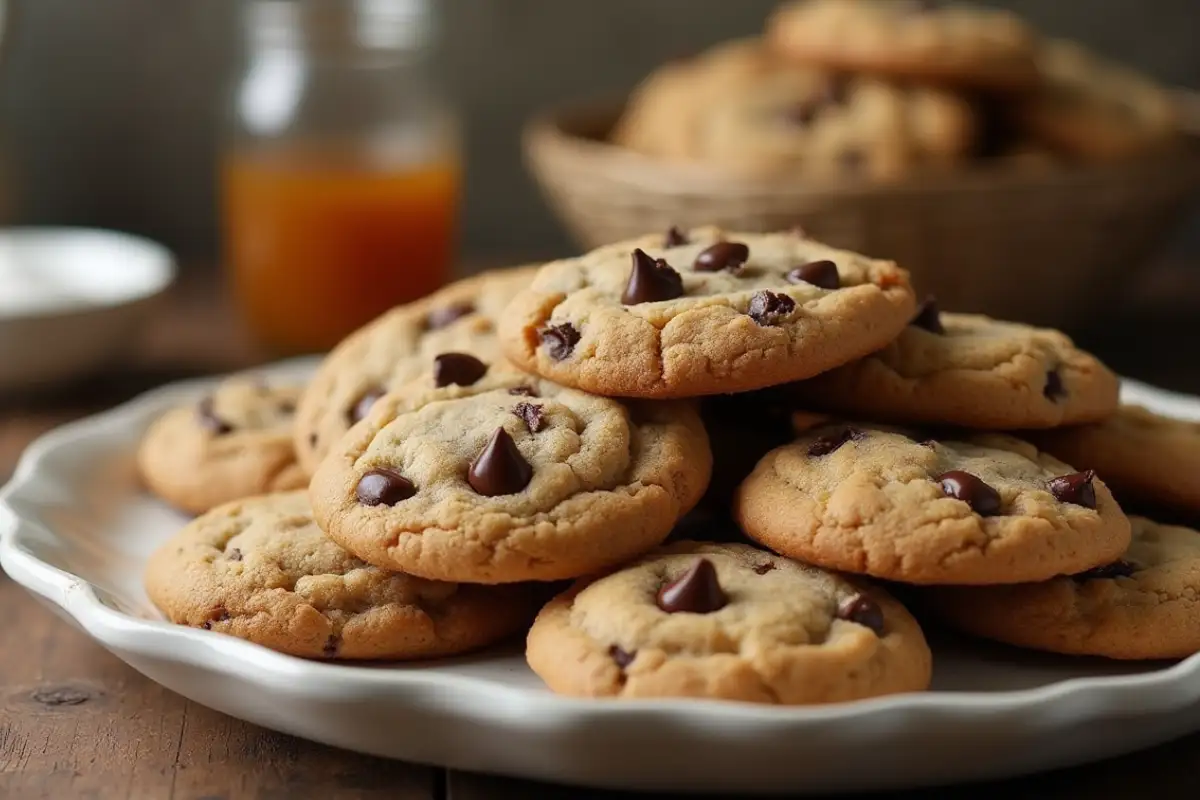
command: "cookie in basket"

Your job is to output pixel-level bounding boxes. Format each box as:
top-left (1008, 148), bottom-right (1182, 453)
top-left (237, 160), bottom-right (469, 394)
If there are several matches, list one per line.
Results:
top-left (526, 540), bottom-right (931, 703)
top-left (309, 371), bottom-right (711, 584)
top-left (137, 376), bottom-right (306, 515)
top-left (145, 491), bottom-right (533, 660)
top-left (293, 265), bottom-right (537, 475)
top-left (498, 227), bottom-right (916, 398)
top-left (785, 301), bottom-right (1120, 429)
top-left (766, 0), bottom-right (1039, 92)
top-left (1028, 406), bottom-right (1200, 515)
top-left (926, 517), bottom-right (1200, 660)
top-left (734, 423), bottom-right (1131, 585)
top-left (1016, 40), bottom-right (1179, 161)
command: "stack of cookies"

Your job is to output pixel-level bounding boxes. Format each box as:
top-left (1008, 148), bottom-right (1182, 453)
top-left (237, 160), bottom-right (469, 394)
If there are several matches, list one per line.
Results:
top-left (139, 226), bottom-right (1200, 706)
top-left (613, 0), bottom-right (1183, 180)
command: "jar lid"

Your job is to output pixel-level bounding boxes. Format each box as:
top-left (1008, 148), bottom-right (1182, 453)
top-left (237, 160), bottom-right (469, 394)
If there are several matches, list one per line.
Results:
top-left (246, 0), bottom-right (433, 53)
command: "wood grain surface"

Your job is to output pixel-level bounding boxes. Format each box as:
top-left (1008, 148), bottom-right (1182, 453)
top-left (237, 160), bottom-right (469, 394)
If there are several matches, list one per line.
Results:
top-left (4, 266), bottom-right (1200, 799)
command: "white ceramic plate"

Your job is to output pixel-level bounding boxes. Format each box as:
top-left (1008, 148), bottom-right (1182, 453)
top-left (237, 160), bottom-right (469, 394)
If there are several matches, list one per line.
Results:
top-left (0, 227), bottom-right (177, 392)
top-left (4, 363), bottom-right (1200, 795)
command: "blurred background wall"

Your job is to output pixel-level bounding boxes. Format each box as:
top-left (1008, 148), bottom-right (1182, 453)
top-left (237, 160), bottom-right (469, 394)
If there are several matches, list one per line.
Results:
top-left (0, 0), bottom-right (1197, 267)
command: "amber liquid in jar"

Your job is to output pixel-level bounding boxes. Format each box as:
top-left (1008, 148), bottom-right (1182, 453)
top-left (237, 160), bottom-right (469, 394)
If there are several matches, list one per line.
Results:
top-left (223, 148), bottom-right (459, 355)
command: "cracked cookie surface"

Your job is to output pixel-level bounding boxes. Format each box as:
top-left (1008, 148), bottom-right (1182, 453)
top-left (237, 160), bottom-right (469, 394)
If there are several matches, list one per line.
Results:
top-left (735, 424), bottom-right (1131, 585)
top-left (294, 266), bottom-right (538, 475)
top-left (1029, 406), bottom-right (1200, 514)
top-left (144, 492), bottom-right (533, 659)
top-left (498, 227), bottom-right (915, 399)
top-left (526, 540), bottom-right (931, 703)
top-left (786, 311), bottom-right (1119, 429)
top-left (927, 517), bottom-right (1200, 659)
top-left (309, 372), bottom-right (712, 583)
top-left (766, 0), bottom-right (1039, 92)
top-left (137, 376), bottom-right (307, 515)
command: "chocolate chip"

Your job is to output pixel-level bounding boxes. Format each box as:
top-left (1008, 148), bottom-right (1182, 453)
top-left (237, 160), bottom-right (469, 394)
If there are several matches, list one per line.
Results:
top-left (426, 302), bottom-right (474, 329)
top-left (623, 249), bottom-right (684, 304)
top-left (837, 594), bottom-right (885, 636)
top-left (1044, 369), bottom-right (1066, 401)
top-left (839, 148), bottom-right (865, 172)
top-left (201, 607), bottom-right (230, 630)
top-left (937, 471), bottom-right (1002, 516)
top-left (807, 427), bottom-right (864, 457)
top-left (349, 386), bottom-right (385, 424)
top-left (513, 402), bottom-right (546, 433)
top-left (355, 468), bottom-right (417, 506)
top-left (656, 558), bottom-right (727, 614)
top-left (665, 226), bottom-right (688, 246)
top-left (228, 547), bottom-right (243, 561)
top-left (910, 296), bottom-right (945, 334)
top-left (1074, 560), bottom-right (1137, 581)
top-left (323, 635), bottom-right (340, 657)
top-left (540, 322), bottom-right (580, 360)
top-left (196, 397), bottom-right (233, 435)
top-left (278, 400), bottom-right (296, 414)
top-left (433, 352), bottom-right (488, 388)
top-left (608, 644), bottom-right (636, 668)
top-left (786, 260), bottom-right (839, 290)
top-left (308, 432), bottom-right (319, 447)
top-left (693, 241), bottom-right (750, 273)
top-left (747, 290), bottom-right (795, 326)
top-left (753, 562), bottom-right (776, 575)
top-left (823, 74), bottom-right (850, 105)
top-left (1048, 470), bottom-right (1097, 509)
top-left (786, 99), bottom-right (820, 125)
top-left (468, 428), bottom-right (533, 496)
top-left (508, 385), bottom-right (538, 397)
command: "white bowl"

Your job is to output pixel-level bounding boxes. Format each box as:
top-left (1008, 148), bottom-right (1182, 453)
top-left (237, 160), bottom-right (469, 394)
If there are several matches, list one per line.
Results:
top-left (0, 227), bottom-right (177, 392)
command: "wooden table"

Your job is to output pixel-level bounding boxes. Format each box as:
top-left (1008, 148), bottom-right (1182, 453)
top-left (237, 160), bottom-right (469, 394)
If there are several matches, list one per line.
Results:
top-left (5, 268), bottom-right (1200, 799)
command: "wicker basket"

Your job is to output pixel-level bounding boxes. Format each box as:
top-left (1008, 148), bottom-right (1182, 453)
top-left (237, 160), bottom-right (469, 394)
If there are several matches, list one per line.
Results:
top-left (523, 99), bottom-right (1200, 331)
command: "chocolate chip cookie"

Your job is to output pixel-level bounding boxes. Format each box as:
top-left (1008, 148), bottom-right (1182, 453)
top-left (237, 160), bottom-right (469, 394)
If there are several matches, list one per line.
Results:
top-left (1017, 40), bottom-right (1179, 160)
top-left (145, 492), bottom-right (532, 659)
top-left (526, 540), bottom-right (931, 703)
top-left (614, 39), bottom-right (976, 179)
top-left (1029, 405), bottom-right (1200, 515)
top-left (735, 424), bottom-right (1131, 585)
top-left (787, 306), bottom-right (1120, 429)
top-left (766, 0), bottom-right (1039, 92)
top-left (309, 372), bottom-right (712, 583)
top-left (928, 517), bottom-right (1200, 660)
top-left (293, 265), bottom-right (538, 475)
top-left (137, 376), bottom-right (306, 515)
top-left (499, 227), bottom-right (916, 399)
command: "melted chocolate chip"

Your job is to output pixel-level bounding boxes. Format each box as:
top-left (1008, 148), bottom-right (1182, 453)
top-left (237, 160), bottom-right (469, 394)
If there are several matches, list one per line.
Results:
top-left (839, 148), bottom-right (865, 172)
top-left (355, 468), bottom-right (417, 506)
top-left (513, 402), bottom-right (546, 433)
top-left (349, 387), bottom-right (385, 424)
top-left (433, 352), bottom-right (488, 388)
top-left (693, 241), bottom-right (750, 273)
top-left (623, 249), bottom-right (684, 304)
top-left (608, 644), bottom-right (637, 668)
top-left (807, 427), bottom-right (864, 457)
top-left (468, 428), bottom-right (533, 496)
top-left (937, 471), bottom-right (1002, 516)
top-left (786, 99), bottom-right (820, 125)
top-left (753, 562), bottom-right (776, 575)
top-left (1074, 560), bottom-right (1137, 581)
top-left (196, 397), bottom-right (233, 435)
top-left (1048, 470), bottom-right (1097, 509)
top-left (508, 385), bottom-right (538, 397)
top-left (656, 558), bottom-right (727, 614)
top-left (747, 291), bottom-right (795, 326)
top-left (823, 74), bottom-right (850, 105)
top-left (228, 547), bottom-right (243, 562)
top-left (665, 226), bottom-right (688, 246)
top-left (322, 635), bottom-right (340, 657)
top-left (911, 296), bottom-right (945, 334)
top-left (1044, 369), bottom-right (1066, 401)
top-left (426, 302), bottom-right (474, 329)
top-left (278, 400), bottom-right (296, 415)
top-left (837, 594), bottom-right (885, 636)
top-left (540, 323), bottom-right (580, 360)
top-left (308, 432), bottom-right (319, 448)
top-left (786, 260), bottom-right (840, 290)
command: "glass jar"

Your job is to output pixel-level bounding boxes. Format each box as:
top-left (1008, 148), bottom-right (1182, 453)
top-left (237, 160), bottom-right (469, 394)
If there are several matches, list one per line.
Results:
top-left (222, 0), bottom-right (459, 355)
